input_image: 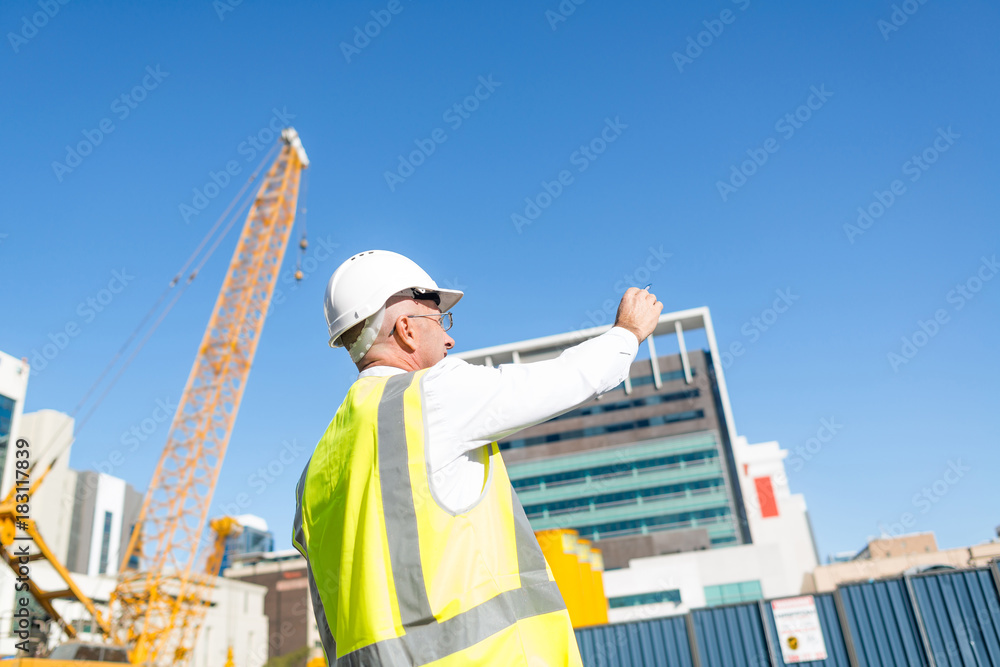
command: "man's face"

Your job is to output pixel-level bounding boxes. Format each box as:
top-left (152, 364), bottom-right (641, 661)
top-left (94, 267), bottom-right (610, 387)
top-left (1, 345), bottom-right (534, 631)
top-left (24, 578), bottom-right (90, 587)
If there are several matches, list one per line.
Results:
top-left (404, 299), bottom-right (455, 368)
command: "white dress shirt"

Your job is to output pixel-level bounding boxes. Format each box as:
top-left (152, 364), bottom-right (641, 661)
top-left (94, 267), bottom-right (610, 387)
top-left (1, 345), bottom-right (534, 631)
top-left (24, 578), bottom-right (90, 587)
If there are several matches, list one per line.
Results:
top-left (358, 326), bottom-right (639, 512)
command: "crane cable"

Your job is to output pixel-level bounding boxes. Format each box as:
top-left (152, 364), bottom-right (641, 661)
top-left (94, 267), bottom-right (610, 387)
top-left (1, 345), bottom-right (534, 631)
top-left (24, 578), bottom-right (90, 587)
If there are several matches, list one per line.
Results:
top-left (43, 142), bottom-right (282, 630)
top-left (43, 141), bottom-right (282, 468)
top-left (25, 139), bottom-right (283, 648)
top-left (295, 167), bottom-right (310, 277)
top-left (71, 177), bottom-right (259, 438)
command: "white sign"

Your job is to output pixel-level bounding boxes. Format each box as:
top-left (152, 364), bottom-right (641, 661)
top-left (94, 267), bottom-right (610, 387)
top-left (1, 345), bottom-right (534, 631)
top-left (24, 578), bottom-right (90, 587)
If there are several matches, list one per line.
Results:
top-left (771, 596), bottom-right (828, 663)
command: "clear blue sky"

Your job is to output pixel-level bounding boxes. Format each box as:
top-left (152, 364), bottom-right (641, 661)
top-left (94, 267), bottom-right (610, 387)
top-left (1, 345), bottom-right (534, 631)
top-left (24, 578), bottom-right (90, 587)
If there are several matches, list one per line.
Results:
top-left (2, 0), bottom-right (997, 560)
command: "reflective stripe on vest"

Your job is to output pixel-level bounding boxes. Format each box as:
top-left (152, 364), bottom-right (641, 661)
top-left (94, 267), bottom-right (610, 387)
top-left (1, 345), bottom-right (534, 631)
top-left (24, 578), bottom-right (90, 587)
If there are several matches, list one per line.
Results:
top-left (293, 464), bottom-right (337, 660)
top-left (293, 372), bottom-right (579, 665)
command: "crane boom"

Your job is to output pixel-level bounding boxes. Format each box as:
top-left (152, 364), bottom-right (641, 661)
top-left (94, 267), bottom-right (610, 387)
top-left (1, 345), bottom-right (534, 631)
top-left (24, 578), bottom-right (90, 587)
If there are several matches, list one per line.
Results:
top-left (110, 128), bottom-right (309, 665)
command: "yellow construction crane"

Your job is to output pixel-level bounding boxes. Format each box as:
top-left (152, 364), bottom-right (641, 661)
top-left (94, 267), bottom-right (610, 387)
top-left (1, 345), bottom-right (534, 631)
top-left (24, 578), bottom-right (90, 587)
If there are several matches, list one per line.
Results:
top-left (205, 517), bottom-right (243, 578)
top-left (107, 127), bottom-right (310, 665)
top-left (1, 128), bottom-right (309, 666)
top-left (0, 460), bottom-right (112, 645)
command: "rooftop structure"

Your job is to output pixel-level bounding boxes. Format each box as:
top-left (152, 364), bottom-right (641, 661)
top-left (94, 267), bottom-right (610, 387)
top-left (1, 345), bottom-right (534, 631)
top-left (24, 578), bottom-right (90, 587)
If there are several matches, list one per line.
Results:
top-left (458, 308), bottom-right (822, 620)
top-left (457, 307), bottom-right (751, 562)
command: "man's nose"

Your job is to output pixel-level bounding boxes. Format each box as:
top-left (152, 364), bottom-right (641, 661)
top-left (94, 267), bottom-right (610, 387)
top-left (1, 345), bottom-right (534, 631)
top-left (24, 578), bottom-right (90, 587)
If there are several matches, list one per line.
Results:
top-left (444, 332), bottom-right (455, 349)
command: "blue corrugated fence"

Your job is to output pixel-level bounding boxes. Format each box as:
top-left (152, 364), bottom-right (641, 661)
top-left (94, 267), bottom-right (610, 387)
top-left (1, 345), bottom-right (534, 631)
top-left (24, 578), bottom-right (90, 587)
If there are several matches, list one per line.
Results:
top-left (909, 568), bottom-right (1000, 666)
top-left (576, 616), bottom-right (693, 667)
top-left (690, 603), bottom-right (770, 667)
top-left (838, 578), bottom-right (926, 666)
top-left (575, 563), bottom-right (1000, 667)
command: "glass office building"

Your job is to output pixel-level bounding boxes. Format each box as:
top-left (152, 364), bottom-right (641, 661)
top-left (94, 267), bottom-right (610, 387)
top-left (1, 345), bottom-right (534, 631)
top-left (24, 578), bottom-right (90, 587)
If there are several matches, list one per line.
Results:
top-left (0, 394), bottom-right (14, 490)
top-left (220, 516), bottom-right (276, 571)
top-left (458, 308), bottom-right (751, 569)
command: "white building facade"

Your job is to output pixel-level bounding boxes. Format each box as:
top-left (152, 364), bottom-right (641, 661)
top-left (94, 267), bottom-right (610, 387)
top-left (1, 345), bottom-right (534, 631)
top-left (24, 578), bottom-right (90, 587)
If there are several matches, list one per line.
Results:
top-left (0, 562), bottom-right (269, 665)
top-left (0, 350), bottom-right (30, 499)
top-left (0, 347), bottom-right (271, 661)
top-left (17, 410), bottom-right (77, 567)
top-left (602, 435), bottom-right (820, 622)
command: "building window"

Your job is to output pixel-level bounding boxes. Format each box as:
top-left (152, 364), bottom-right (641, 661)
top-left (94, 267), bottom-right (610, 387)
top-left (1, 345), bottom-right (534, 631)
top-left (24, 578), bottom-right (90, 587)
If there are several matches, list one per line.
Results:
top-left (72, 619), bottom-right (94, 634)
top-left (98, 511), bottom-right (113, 575)
top-left (221, 525), bottom-right (275, 571)
top-left (626, 368), bottom-right (696, 389)
top-left (0, 393), bottom-right (15, 485)
top-left (127, 524), bottom-right (140, 570)
top-left (703, 580), bottom-right (763, 607)
top-left (608, 589), bottom-right (682, 608)
top-left (560, 388), bottom-right (700, 421)
top-left (505, 388), bottom-right (700, 435)
top-left (502, 409), bottom-right (705, 450)
top-left (576, 505), bottom-right (734, 542)
top-left (523, 477), bottom-right (725, 519)
top-left (511, 448), bottom-right (719, 492)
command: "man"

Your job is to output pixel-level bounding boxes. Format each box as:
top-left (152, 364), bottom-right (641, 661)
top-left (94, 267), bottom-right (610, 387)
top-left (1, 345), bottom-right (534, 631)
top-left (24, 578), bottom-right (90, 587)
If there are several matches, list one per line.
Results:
top-left (293, 250), bottom-right (662, 665)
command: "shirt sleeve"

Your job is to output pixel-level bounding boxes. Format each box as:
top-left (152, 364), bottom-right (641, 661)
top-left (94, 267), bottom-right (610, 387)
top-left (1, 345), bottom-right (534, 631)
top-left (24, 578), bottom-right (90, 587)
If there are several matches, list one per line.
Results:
top-left (421, 327), bottom-right (639, 469)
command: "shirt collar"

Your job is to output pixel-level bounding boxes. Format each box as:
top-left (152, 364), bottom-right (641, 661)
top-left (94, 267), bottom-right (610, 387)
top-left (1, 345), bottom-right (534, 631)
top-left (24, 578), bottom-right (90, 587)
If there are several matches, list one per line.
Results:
top-left (358, 365), bottom-right (407, 380)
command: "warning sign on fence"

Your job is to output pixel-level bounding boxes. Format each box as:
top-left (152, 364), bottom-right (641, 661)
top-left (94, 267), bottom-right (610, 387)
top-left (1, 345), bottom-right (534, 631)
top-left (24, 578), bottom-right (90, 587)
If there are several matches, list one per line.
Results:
top-left (771, 595), bottom-right (828, 663)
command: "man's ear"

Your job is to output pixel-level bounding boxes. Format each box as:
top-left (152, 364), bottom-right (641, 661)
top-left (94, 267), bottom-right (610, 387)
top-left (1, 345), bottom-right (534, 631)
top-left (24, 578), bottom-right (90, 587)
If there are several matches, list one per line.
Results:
top-left (393, 315), bottom-right (419, 353)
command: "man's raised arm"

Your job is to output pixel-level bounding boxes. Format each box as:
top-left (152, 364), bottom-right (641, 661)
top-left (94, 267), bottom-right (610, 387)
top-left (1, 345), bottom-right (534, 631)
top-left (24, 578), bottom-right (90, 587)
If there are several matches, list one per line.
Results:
top-left (425, 287), bottom-right (663, 451)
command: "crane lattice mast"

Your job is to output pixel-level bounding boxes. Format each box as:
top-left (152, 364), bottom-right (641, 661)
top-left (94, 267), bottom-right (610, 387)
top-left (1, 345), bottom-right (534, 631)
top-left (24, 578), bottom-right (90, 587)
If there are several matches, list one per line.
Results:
top-left (110, 128), bottom-right (309, 666)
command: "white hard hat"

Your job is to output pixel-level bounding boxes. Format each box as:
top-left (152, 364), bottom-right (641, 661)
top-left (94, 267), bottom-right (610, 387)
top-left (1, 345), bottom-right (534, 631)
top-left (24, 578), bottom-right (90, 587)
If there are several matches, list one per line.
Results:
top-left (324, 250), bottom-right (463, 360)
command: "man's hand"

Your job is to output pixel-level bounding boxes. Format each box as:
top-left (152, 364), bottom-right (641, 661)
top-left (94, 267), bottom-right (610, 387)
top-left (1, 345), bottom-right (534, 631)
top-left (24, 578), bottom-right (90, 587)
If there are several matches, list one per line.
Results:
top-left (614, 287), bottom-right (663, 343)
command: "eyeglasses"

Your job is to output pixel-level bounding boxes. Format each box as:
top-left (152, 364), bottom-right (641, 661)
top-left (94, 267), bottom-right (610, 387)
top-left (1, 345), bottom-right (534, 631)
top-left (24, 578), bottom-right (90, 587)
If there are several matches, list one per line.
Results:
top-left (391, 312), bottom-right (453, 336)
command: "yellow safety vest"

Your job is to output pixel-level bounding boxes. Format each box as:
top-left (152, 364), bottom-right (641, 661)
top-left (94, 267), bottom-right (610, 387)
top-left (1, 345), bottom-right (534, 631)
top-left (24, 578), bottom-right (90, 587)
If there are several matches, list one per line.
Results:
top-left (293, 370), bottom-right (583, 666)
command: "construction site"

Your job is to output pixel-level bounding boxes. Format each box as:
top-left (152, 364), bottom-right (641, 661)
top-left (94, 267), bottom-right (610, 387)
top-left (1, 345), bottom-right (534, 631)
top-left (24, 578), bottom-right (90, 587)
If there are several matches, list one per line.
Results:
top-left (3, 128), bottom-right (999, 666)
top-left (5, 2), bottom-right (998, 666)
